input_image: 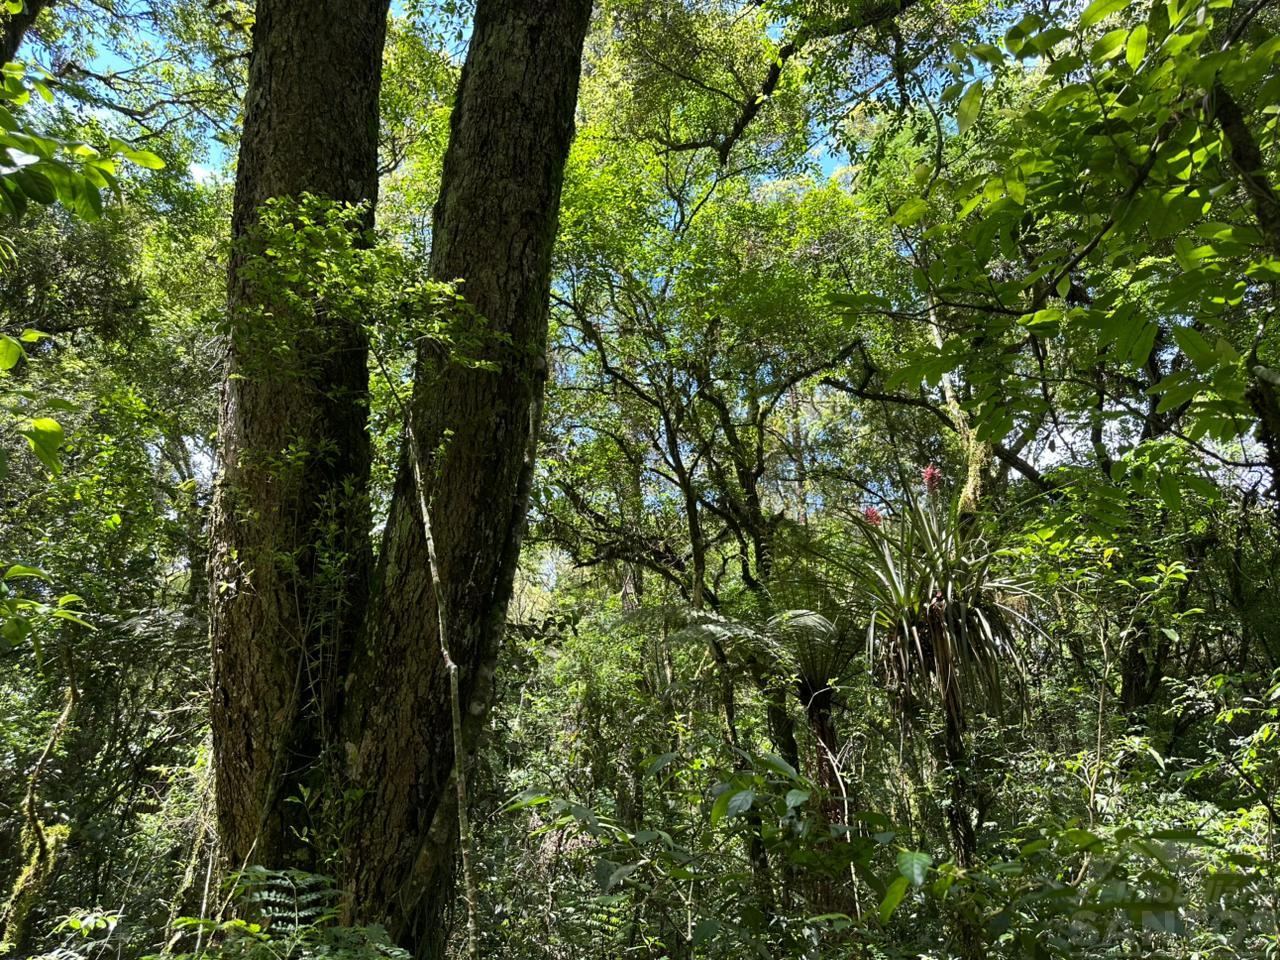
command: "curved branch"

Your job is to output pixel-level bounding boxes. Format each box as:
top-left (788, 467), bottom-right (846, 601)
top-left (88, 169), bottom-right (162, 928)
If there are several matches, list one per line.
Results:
top-left (663, 0), bottom-right (921, 166)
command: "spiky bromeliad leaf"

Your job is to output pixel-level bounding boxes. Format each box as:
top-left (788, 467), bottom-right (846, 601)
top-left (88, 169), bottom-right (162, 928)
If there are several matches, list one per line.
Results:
top-left (850, 491), bottom-right (1035, 726)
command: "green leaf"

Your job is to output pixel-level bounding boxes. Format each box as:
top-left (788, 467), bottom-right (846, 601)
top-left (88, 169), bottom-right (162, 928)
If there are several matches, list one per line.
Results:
top-left (879, 875), bottom-right (910, 923)
top-left (1172, 326), bottom-right (1214, 370)
top-left (502, 787), bottom-right (551, 812)
top-left (1126, 25), bottom-right (1148, 70)
top-left (710, 784), bottom-right (756, 823)
top-left (14, 168), bottom-right (56, 204)
top-left (1022, 307), bottom-right (1063, 335)
top-left (645, 752), bottom-right (679, 777)
top-left (1154, 376), bottom-right (1200, 414)
top-left (1019, 838), bottom-right (1051, 857)
top-left (3, 564), bottom-right (48, 580)
top-left (1150, 829), bottom-right (1216, 845)
top-left (691, 919), bottom-right (720, 946)
top-left (603, 862), bottom-right (638, 891)
top-left (726, 789), bottom-right (755, 817)
top-left (758, 751), bottom-right (800, 782)
top-left (106, 137), bottom-right (166, 170)
top-left (1090, 28), bottom-right (1128, 64)
top-left (893, 197), bottom-right (929, 227)
top-left (122, 147), bottom-right (166, 170)
top-left (50, 609), bottom-right (91, 627)
top-left (1157, 471), bottom-right (1181, 511)
top-left (1063, 828), bottom-right (1103, 850)
top-left (0, 334), bottom-right (21, 370)
top-left (19, 416), bottom-right (64, 473)
top-left (1080, 0), bottom-right (1128, 28)
top-left (956, 80), bottom-right (983, 135)
top-left (2, 615), bottom-right (32, 649)
top-left (896, 850), bottom-right (932, 886)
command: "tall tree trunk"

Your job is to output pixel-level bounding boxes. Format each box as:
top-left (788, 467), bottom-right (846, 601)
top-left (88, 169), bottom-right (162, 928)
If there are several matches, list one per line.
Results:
top-left (340, 0), bottom-right (592, 947)
top-left (1, 0), bottom-right (49, 64)
top-left (209, 0), bottom-right (388, 873)
top-left (1208, 79), bottom-right (1280, 530)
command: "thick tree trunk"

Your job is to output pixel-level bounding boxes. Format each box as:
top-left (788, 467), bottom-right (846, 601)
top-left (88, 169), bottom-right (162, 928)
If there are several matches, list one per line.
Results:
top-left (340, 0), bottom-right (591, 946)
top-left (209, 0), bottom-right (388, 872)
top-left (1209, 80), bottom-right (1280, 530)
top-left (1, 0), bottom-right (48, 64)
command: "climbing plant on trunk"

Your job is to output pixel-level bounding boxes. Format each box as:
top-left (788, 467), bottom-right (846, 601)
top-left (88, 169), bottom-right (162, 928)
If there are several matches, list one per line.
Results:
top-left (209, 0), bottom-right (388, 874)
top-left (338, 0), bottom-right (593, 951)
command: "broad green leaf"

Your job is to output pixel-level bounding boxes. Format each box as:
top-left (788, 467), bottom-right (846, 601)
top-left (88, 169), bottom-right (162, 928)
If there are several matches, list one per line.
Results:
top-left (603, 862), bottom-right (638, 891)
top-left (646, 751), bottom-right (679, 776)
top-left (50, 609), bottom-right (92, 627)
top-left (710, 786), bottom-right (736, 823)
top-left (691, 919), bottom-right (720, 946)
top-left (1157, 471), bottom-right (1181, 511)
top-left (758, 751), bottom-right (800, 781)
top-left (893, 197), bottom-right (929, 227)
top-left (1154, 376), bottom-right (1201, 414)
top-left (1063, 828), bottom-right (1103, 850)
top-left (879, 875), bottom-right (910, 923)
top-left (957, 81), bottom-right (983, 135)
top-left (1126, 25), bottom-right (1148, 70)
top-left (1022, 307), bottom-right (1063, 335)
top-left (2, 616), bottom-right (31, 648)
top-left (0, 334), bottom-right (21, 370)
top-left (1081, 0), bottom-right (1128, 28)
top-left (726, 789), bottom-right (755, 817)
top-left (1172, 326), bottom-right (1214, 370)
top-left (1090, 28), bottom-right (1128, 64)
top-left (1020, 839), bottom-right (1051, 857)
top-left (897, 850), bottom-right (932, 886)
top-left (19, 416), bottom-right (64, 473)
top-left (502, 787), bottom-right (551, 812)
top-left (14, 168), bottom-right (56, 203)
top-left (3, 564), bottom-right (48, 580)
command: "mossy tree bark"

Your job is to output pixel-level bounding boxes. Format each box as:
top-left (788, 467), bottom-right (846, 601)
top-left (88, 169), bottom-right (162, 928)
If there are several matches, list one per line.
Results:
top-left (340, 0), bottom-right (592, 948)
top-left (209, 0), bottom-right (389, 873)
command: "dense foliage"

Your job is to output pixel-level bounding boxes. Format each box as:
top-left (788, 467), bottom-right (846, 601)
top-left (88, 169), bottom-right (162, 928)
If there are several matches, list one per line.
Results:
top-left (1, 0), bottom-right (1277, 958)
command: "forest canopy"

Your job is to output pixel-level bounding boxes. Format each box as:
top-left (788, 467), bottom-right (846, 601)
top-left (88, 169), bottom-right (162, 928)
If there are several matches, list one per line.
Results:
top-left (1, 0), bottom-right (1278, 958)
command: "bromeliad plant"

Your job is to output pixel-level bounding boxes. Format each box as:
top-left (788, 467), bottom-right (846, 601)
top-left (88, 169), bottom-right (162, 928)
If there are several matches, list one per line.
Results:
top-left (851, 467), bottom-right (1037, 865)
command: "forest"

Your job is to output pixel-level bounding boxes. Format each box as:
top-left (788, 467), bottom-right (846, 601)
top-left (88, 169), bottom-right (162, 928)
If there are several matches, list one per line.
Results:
top-left (1, 0), bottom-right (1278, 957)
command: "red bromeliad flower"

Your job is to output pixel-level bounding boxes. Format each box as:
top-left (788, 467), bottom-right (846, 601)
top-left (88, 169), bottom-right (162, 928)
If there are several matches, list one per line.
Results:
top-left (862, 505), bottom-right (883, 526)
top-left (923, 463), bottom-right (942, 496)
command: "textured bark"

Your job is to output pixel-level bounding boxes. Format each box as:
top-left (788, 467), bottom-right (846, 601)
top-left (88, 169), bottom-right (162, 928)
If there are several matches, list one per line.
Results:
top-left (340, 0), bottom-right (592, 945)
top-left (1209, 80), bottom-right (1280, 528)
top-left (1, 0), bottom-right (49, 64)
top-left (209, 0), bottom-right (388, 872)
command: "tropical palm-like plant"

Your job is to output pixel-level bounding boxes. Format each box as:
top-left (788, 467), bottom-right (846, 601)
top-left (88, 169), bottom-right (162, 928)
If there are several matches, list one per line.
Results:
top-left (674, 607), bottom-right (861, 823)
top-left (761, 610), bottom-right (860, 812)
top-left (851, 469), bottom-right (1037, 865)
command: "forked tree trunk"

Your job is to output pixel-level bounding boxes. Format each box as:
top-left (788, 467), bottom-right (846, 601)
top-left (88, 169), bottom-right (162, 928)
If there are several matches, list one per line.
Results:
top-left (340, 0), bottom-right (592, 947)
top-left (209, 0), bottom-right (388, 872)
